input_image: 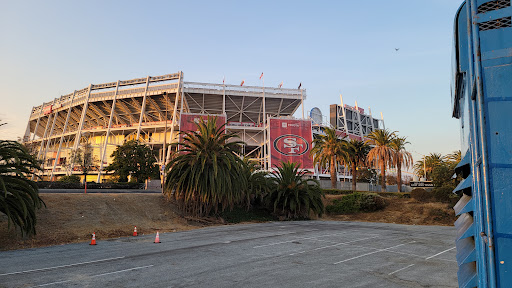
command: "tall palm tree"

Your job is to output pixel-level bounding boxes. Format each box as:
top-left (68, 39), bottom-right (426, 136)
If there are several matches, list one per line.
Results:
top-left (310, 127), bottom-right (345, 189)
top-left (267, 161), bottom-right (324, 219)
top-left (444, 150), bottom-right (461, 170)
top-left (414, 153), bottom-right (444, 180)
top-left (341, 139), bottom-right (371, 192)
top-left (0, 140), bottom-right (45, 236)
top-left (164, 117), bottom-right (246, 217)
top-left (366, 129), bottom-right (396, 192)
top-left (390, 137), bottom-right (413, 192)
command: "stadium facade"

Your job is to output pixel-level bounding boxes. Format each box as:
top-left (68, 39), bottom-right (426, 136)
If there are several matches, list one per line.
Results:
top-left (22, 71), bottom-right (384, 182)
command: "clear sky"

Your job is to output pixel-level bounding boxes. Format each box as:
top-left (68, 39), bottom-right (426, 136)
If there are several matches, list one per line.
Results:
top-left (0, 0), bottom-right (463, 163)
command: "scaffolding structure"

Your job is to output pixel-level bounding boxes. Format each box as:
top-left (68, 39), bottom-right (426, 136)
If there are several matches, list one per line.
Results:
top-left (23, 72), bottom-right (305, 181)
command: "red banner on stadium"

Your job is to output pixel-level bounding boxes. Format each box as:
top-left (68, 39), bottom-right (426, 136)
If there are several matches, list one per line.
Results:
top-left (179, 113), bottom-right (226, 140)
top-left (269, 118), bottom-right (313, 170)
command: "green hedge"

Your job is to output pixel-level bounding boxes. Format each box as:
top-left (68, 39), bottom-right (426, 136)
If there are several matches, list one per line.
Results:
top-left (326, 192), bottom-right (387, 214)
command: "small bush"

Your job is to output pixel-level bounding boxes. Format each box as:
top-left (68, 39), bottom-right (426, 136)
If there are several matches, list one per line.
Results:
top-left (411, 188), bottom-right (432, 202)
top-left (428, 208), bottom-right (452, 222)
top-left (326, 192), bottom-right (387, 214)
top-left (58, 175), bottom-right (81, 183)
top-left (433, 186), bottom-right (453, 203)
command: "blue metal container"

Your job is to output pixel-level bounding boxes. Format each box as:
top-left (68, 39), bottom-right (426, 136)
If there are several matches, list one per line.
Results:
top-left (452, 1), bottom-right (512, 287)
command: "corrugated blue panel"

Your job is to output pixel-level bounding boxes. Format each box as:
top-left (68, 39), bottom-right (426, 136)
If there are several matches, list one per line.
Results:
top-left (454, 174), bottom-right (473, 195)
top-left (456, 213), bottom-right (475, 241)
top-left (454, 194), bottom-right (475, 216)
top-left (455, 150), bottom-right (471, 176)
top-left (458, 261), bottom-right (478, 288)
top-left (456, 236), bottom-right (477, 265)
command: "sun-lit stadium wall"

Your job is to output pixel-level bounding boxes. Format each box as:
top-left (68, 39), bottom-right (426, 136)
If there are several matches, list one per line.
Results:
top-left (22, 72), bottom-right (306, 182)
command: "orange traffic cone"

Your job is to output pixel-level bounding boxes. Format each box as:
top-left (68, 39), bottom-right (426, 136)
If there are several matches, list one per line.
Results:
top-left (154, 231), bottom-right (161, 243)
top-left (90, 232), bottom-right (97, 245)
top-left (133, 226), bottom-right (138, 236)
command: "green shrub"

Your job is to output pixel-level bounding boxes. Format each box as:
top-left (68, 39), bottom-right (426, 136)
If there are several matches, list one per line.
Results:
top-left (411, 188), bottom-right (432, 202)
top-left (58, 175), bottom-right (81, 183)
top-left (428, 208), bottom-right (452, 221)
top-left (432, 186), bottom-right (453, 203)
top-left (326, 192), bottom-right (387, 214)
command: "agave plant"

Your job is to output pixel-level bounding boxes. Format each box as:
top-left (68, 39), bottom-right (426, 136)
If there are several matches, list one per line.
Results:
top-left (0, 140), bottom-right (44, 236)
top-left (164, 117), bottom-right (246, 217)
top-left (267, 161), bottom-right (324, 219)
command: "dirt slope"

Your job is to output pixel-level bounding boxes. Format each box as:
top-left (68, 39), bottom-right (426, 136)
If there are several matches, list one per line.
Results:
top-left (0, 193), bottom-right (456, 251)
top-left (0, 193), bottom-right (204, 251)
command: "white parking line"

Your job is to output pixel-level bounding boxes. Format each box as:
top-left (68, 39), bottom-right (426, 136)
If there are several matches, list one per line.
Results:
top-left (388, 264), bottom-right (415, 275)
top-left (334, 241), bottom-right (416, 264)
top-left (0, 256), bottom-right (126, 277)
top-left (35, 265), bottom-right (154, 287)
top-left (425, 247), bottom-right (456, 260)
top-left (289, 236), bottom-right (380, 256)
top-left (253, 232), bottom-right (349, 248)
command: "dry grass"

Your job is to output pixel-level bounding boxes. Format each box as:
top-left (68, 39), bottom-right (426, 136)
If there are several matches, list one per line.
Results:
top-left (322, 194), bottom-right (456, 226)
top-left (0, 193), bottom-right (210, 251)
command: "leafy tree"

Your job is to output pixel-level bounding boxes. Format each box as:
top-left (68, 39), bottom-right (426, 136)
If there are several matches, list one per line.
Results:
top-left (69, 143), bottom-right (98, 184)
top-left (266, 162), bottom-right (324, 219)
top-left (0, 140), bottom-right (45, 236)
top-left (366, 129), bottom-right (396, 192)
top-left (341, 139), bottom-right (370, 191)
top-left (390, 136), bottom-right (413, 192)
top-left (105, 140), bottom-right (158, 183)
top-left (311, 127), bottom-right (345, 189)
top-left (164, 117), bottom-right (246, 217)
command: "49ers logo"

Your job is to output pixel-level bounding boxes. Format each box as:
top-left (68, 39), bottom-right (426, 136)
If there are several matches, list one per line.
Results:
top-left (273, 135), bottom-right (309, 156)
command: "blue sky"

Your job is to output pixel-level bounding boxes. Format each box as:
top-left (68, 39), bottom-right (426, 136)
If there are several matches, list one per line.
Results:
top-left (0, 0), bottom-right (463, 162)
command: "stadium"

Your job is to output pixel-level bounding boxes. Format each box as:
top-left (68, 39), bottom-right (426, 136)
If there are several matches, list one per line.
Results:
top-left (22, 71), bottom-right (383, 182)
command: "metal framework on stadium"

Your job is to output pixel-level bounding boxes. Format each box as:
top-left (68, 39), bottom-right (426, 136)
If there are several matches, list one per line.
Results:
top-left (22, 72), bottom-right (306, 182)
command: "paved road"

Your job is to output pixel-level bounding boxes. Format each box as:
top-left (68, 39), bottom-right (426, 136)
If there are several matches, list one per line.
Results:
top-left (0, 221), bottom-right (458, 288)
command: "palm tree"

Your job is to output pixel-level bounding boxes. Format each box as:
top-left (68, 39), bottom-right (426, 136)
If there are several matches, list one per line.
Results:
top-left (444, 150), bottom-right (461, 170)
top-left (390, 137), bottom-right (413, 192)
top-left (267, 161), bottom-right (324, 219)
top-left (341, 139), bottom-right (371, 192)
top-left (366, 129), bottom-right (396, 192)
top-left (0, 140), bottom-right (45, 236)
top-left (310, 127), bottom-right (345, 189)
top-left (240, 158), bottom-right (269, 210)
top-left (414, 153), bottom-right (444, 180)
top-left (164, 117), bottom-right (246, 217)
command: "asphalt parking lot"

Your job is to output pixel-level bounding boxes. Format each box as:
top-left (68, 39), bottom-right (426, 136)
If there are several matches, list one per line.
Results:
top-left (0, 221), bottom-right (457, 287)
